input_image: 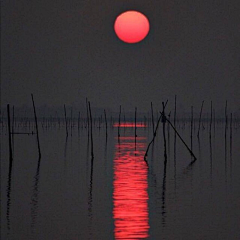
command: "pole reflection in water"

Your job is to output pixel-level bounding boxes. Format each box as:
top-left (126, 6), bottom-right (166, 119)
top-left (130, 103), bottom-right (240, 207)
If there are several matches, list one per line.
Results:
top-left (6, 158), bottom-right (13, 233)
top-left (31, 157), bottom-right (41, 236)
top-left (113, 136), bottom-right (149, 239)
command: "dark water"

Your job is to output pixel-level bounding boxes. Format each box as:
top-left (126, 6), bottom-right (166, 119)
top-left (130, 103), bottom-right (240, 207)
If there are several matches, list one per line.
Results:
top-left (1, 121), bottom-right (240, 239)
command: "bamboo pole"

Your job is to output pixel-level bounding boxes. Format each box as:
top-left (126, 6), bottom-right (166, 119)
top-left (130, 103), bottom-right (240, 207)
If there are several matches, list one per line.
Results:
top-left (104, 109), bottom-right (108, 138)
top-left (135, 107), bottom-right (137, 138)
top-left (7, 104), bottom-right (13, 161)
top-left (167, 111), bottom-right (170, 158)
top-left (12, 105), bottom-right (15, 149)
top-left (31, 94), bottom-right (41, 158)
top-left (174, 95), bottom-right (177, 166)
top-left (230, 113), bottom-right (232, 141)
top-left (78, 111), bottom-right (80, 130)
top-left (174, 95), bottom-right (177, 127)
top-left (166, 118), bottom-right (197, 160)
top-left (144, 113), bottom-right (162, 160)
top-left (12, 106), bottom-right (14, 134)
top-left (86, 98), bottom-right (89, 134)
top-left (162, 102), bottom-right (167, 160)
top-left (118, 105), bottom-right (121, 138)
top-left (191, 106), bottom-right (193, 150)
top-left (209, 101), bottom-right (212, 138)
top-left (197, 100), bottom-right (204, 138)
top-left (71, 107), bottom-right (73, 136)
top-left (88, 101), bottom-right (94, 159)
top-left (144, 101), bottom-right (168, 160)
top-left (225, 100), bottom-right (228, 139)
top-left (64, 104), bottom-right (68, 137)
top-left (230, 112), bottom-right (232, 160)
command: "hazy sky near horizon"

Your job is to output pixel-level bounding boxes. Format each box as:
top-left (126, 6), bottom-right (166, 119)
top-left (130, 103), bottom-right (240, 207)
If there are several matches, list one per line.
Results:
top-left (2, 0), bottom-right (240, 112)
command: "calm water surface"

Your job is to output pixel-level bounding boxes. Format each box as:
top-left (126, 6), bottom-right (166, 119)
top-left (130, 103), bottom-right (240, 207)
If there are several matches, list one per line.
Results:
top-left (1, 121), bottom-right (240, 239)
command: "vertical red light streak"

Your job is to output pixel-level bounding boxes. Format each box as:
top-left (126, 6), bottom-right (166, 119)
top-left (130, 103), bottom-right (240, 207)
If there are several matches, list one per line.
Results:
top-left (113, 136), bottom-right (149, 239)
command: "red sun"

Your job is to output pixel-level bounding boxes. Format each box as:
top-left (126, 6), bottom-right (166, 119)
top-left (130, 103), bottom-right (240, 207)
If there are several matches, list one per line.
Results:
top-left (114, 11), bottom-right (150, 44)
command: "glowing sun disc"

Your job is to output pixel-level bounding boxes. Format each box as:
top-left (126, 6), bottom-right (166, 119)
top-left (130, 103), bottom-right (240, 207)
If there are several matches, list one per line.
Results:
top-left (114, 11), bottom-right (150, 43)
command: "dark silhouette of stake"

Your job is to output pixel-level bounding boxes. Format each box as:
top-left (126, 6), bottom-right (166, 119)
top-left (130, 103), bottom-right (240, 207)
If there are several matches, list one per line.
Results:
top-left (230, 113), bottom-right (232, 143)
top-left (88, 101), bottom-right (94, 159)
top-left (104, 109), bottom-right (108, 138)
top-left (88, 152), bottom-right (94, 234)
top-left (197, 100), bottom-right (204, 138)
top-left (144, 100), bottom-right (168, 160)
top-left (191, 106), bottom-right (193, 150)
top-left (30, 156), bottom-right (41, 233)
top-left (31, 94), bottom-right (41, 158)
top-left (71, 107), bottom-right (73, 136)
top-left (174, 95), bottom-right (177, 127)
top-left (162, 102), bottom-right (167, 161)
top-left (64, 104), bottom-right (68, 137)
top-left (144, 114), bottom-right (162, 160)
top-left (174, 95), bottom-right (177, 169)
top-left (165, 118), bottom-right (197, 160)
top-left (225, 100), bottom-right (228, 139)
top-left (230, 112), bottom-right (233, 172)
top-left (86, 98), bottom-right (89, 135)
top-left (161, 149), bottom-right (167, 225)
top-left (78, 111), bottom-right (80, 131)
top-left (118, 105), bottom-right (121, 138)
top-left (209, 101), bottom-right (212, 138)
top-left (12, 105), bottom-right (14, 135)
top-left (6, 149), bottom-right (13, 231)
top-left (135, 107), bottom-right (137, 138)
top-left (209, 136), bottom-right (213, 180)
top-left (7, 104), bottom-right (13, 161)
top-left (167, 112), bottom-right (171, 157)
top-left (12, 106), bottom-right (15, 151)
top-left (224, 101), bottom-right (228, 175)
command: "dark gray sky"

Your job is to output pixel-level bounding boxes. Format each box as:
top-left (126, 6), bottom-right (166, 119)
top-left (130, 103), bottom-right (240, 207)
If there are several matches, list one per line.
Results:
top-left (1, 0), bottom-right (240, 112)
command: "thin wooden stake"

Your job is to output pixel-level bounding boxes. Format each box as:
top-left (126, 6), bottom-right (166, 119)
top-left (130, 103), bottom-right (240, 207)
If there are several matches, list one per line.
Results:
top-left (31, 94), bottom-right (41, 158)
top-left (209, 101), bottom-right (212, 138)
top-left (88, 101), bottom-right (94, 159)
top-left (230, 112), bottom-right (232, 158)
top-left (12, 106), bottom-right (14, 135)
top-left (230, 113), bottom-right (232, 141)
top-left (144, 100), bottom-right (168, 160)
top-left (197, 100), bottom-right (204, 138)
top-left (135, 107), bottom-right (137, 138)
top-left (71, 107), bottom-right (73, 136)
top-left (64, 104), bottom-right (68, 137)
top-left (104, 109), bottom-right (108, 138)
top-left (225, 100), bottom-right (228, 138)
top-left (174, 95), bottom-right (177, 166)
top-left (174, 95), bottom-right (177, 127)
top-left (166, 118), bottom-right (197, 160)
top-left (12, 105), bottom-right (15, 149)
top-left (118, 105), bottom-right (121, 138)
top-left (7, 104), bottom-right (13, 161)
top-left (144, 114), bottom-right (162, 160)
top-left (162, 102), bottom-right (167, 160)
top-left (191, 106), bottom-right (193, 150)
top-left (78, 111), bottom-right (80, 130)
top-left (86, 97), bottom-right (89, 133)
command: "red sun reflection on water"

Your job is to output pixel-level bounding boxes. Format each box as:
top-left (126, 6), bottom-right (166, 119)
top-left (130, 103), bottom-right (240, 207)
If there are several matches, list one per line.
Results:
top-left (113, 136), bottom-right (149, 239)
top-left (113, 122), bottom-right (147, 128)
